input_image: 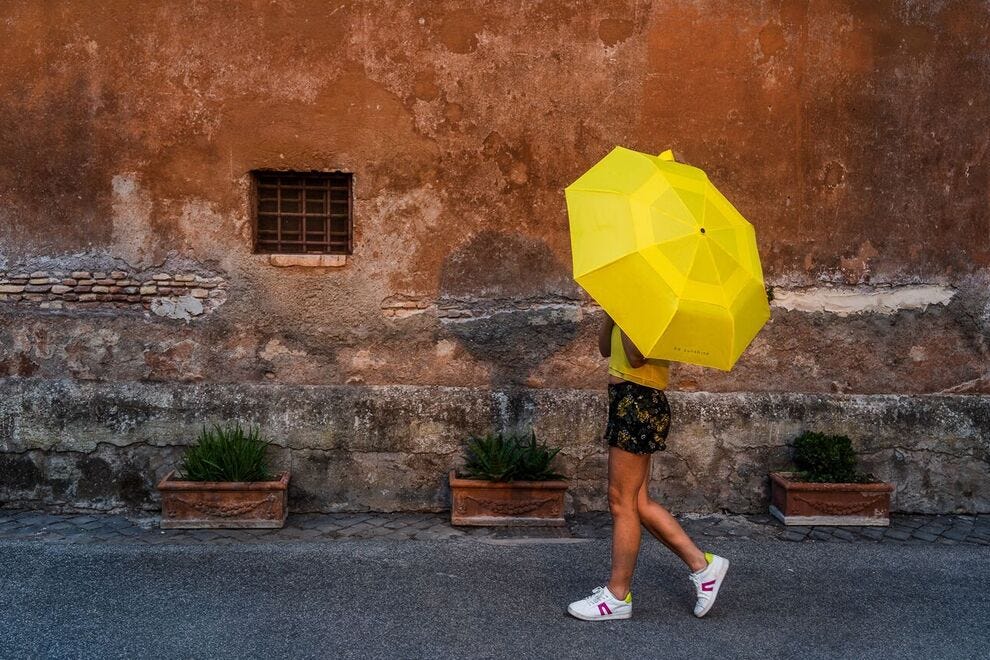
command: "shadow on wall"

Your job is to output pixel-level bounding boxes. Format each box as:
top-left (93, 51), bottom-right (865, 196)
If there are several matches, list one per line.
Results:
top-left (438, 230), bottom-right (581, 431)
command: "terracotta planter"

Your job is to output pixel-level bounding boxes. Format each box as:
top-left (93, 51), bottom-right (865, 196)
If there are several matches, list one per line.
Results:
top-left (769, 471), bottom-right (893, 526)
top-left (157, 470), bottom-right (289, 529)
top-left (449, 470), bottom-right (568, 527)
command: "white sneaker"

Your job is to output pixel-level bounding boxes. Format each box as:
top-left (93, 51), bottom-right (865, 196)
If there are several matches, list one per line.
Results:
top-left (567, 586), bottom-right (632, 621)
top-left (689, 552), bottom-right (729, 617)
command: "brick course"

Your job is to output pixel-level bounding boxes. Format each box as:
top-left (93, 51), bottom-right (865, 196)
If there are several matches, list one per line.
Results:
top-left (0, 268), bottom-right (228, 318)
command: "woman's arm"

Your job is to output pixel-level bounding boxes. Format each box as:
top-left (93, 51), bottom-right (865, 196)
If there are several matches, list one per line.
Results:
top-left (620, 330), bottom-right (646, 368)
top-left (598, 314), bottom-right (614, 357)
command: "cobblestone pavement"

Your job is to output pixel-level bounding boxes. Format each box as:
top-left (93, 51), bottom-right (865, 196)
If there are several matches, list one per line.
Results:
top-left (0, 508), bottom-right (987, 545)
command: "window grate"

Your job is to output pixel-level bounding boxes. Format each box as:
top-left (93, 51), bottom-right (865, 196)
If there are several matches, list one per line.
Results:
top-left (252, 171), bottom-right (353, 254)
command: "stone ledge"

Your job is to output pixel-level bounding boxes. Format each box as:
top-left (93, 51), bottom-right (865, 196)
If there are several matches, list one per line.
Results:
top-left (267, 254), bottom-right (347, 268)
top-left (0, 379), bottom-right (987, 514)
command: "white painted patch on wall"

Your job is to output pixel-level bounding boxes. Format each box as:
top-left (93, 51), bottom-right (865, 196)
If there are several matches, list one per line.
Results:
top-left (150, 295), bottom-right (203, 322)
top-left (771, 285), bottom-right (956, 316)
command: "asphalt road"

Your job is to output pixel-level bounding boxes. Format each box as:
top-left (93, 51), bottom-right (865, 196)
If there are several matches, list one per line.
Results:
top-left (1, 537), bottom-right (987, 659)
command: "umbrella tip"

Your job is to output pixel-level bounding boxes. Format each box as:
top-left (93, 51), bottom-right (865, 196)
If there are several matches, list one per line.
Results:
top-left (658, 149), bottom-right (676, 162)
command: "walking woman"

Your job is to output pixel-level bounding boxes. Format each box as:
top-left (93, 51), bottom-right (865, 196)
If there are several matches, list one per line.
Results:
top-left (567, 313), bottom-right (729, 621)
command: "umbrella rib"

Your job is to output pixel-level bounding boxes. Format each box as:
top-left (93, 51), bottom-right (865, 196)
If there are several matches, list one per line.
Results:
top-left (572, 250), bottom-right (639, 280)
top-left (706, 233), bottom-right (761, 283)
top-left (656, 208), bottom-right (697, 231)
top-left (646, 318), bottom-right (676, 357)
top-left (700, 189), bottom-right (709, 229)
top-left (643, 236), bottom-right (699, 297)
top-left (566, 186), bottom-right (637, 195)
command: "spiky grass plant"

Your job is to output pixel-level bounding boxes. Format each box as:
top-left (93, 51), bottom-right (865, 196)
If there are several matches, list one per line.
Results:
top-left (462, 431), bottom-right (563, 482)
top-left (179, 422), bottom-right (273, 482)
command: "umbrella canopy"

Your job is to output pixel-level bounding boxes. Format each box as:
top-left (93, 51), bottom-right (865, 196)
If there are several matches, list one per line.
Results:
top-left (564, 146), bottom-right (770, 371)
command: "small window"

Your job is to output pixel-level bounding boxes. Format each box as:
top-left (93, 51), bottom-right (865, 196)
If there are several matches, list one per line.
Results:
top-left (252, 171), bottom-right (352, 254)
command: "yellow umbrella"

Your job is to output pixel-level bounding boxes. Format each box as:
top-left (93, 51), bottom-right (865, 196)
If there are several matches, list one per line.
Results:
top-left (564, 147), bottom-right (770, 371)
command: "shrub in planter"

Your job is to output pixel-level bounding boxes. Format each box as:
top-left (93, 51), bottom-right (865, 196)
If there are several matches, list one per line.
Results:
top-left (793, 431), bottom-right (866, 484)
top-left (158, 422), bottom-right (289, 529)
top-left (450, 431), bottom-right (568, 527)
top-left (770, 431), bottom-right (893, 527)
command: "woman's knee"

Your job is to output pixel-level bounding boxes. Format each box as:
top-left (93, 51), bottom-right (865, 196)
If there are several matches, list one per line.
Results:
top-left (608, 485), bottom-right (639, 517)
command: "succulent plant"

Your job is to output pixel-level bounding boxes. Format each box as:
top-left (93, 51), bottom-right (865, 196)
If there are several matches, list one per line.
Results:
top-left (462, 430), bottom-right (564, 482)
top-left (179, 422), bottom-right (273, 482)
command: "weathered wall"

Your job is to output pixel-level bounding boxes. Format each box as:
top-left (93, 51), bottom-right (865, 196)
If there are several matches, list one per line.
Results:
top-left (1, 1), bottom-right (988, 512)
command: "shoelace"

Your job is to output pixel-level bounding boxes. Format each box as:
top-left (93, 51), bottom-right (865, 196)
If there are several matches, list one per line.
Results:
top-left (584, 586), bottom-right (606, 604)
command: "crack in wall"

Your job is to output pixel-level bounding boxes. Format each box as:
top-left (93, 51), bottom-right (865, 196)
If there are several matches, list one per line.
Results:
top-left (381, 295), bottom-right (588, 321)
top-left (384, 282), bottom-right (967, 323)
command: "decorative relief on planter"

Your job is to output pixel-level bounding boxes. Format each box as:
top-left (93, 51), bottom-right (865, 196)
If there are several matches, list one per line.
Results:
top-left (170, 494), bottom-right (279, 518)
top-left (791, 493), bottom-right (890, 516)
top-left (769, 472), bottom-right (893, 527)
top-left (449, 470), bottom-right (567, 527)
top-left (0, 269), bottom-right (227, 319)
top-left (461, 496), bottom-right (556, 516)
top-left (157, 470), bottom-right (288, 529)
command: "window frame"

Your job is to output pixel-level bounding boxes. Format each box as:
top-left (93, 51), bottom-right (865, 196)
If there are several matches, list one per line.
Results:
top-left (250, 169), bottom-right (353, 256)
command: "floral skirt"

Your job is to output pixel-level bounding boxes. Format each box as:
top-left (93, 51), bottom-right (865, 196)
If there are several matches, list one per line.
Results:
top-left (604, 380), bottom-right (671, 454)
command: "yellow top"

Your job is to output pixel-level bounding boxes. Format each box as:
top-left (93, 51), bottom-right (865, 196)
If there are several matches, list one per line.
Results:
top-left (608, 324), bottom-right (670, 390)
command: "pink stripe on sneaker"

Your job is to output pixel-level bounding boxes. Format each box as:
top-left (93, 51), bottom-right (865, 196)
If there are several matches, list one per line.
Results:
top-left (701, 579), bottom-right (716, 592)
top-left (598, 602), bottom-right (612, 615)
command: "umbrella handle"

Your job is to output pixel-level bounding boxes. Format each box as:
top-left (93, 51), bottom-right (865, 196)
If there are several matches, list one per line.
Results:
top-left (658, 149), bottom-right (676, 162)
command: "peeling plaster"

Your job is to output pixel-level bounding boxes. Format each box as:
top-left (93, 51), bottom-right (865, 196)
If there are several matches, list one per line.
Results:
top-left (259, 338), bottom-right (306, 361)
top-left (110, 174), bottom-right (155, 268)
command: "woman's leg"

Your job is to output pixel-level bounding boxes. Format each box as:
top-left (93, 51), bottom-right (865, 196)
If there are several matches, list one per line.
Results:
top-left (606, 446), bottom-right (651, 599)
top-left (637, 461), bottom-right (707, 573)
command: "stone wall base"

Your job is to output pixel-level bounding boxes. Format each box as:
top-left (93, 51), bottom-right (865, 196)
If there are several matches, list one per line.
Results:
top-left (0, 379), bottom-right (986, 514)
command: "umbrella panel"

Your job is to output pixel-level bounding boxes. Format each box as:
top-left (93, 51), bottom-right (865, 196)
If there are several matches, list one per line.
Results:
top-left (575, 250), bottom-right (679, 355)
top-left (567, 192), bottom-right (642, 278)
top-left (567, 146), bottom-right (666, 197)
top-left (650, 298), bottom-right (734, 370)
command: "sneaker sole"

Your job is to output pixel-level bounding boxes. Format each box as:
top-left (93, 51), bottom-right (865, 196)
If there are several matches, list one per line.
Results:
top-left (694, 557), bottom-right (729, 618)
top-left (567, 605), bottom-right (632, 621)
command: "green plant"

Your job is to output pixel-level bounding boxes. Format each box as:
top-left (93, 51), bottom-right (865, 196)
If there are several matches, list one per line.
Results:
top-left (462, 431), bottom-right (564, 482)
top-left (791, 431), bottom-right (872, 483)
top-left (179, 422), bottom-right (273, 482)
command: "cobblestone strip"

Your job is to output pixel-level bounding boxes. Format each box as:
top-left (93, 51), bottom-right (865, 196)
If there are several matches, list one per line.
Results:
top-left (569, 512), bottom-right (990, 546)
top-left (0, 510), bottom-right (987, 546)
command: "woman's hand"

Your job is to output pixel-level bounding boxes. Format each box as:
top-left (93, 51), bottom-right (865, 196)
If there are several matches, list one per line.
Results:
top-left (620, 330), bottom-right (646, 368)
